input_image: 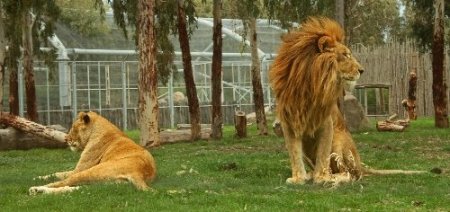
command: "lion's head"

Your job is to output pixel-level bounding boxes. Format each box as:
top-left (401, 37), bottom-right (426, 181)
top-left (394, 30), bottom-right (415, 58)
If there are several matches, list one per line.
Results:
top-left (269, 17), bottom-right (363, 137)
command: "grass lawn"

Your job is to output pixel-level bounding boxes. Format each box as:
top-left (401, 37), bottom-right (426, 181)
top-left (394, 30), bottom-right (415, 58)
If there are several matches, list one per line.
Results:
top-left (0, 118), bottom-right (449, 211)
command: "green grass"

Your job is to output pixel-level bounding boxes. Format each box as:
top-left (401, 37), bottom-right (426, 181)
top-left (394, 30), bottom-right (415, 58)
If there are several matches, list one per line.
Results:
top-left (1, 118), bottom-right (449, 211)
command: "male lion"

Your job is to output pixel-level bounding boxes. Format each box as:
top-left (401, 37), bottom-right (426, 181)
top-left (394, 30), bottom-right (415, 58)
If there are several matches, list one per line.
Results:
top-left (269, 17), bottom-right (364, 184)
top-left (29, 111), bottom-right (156, 194)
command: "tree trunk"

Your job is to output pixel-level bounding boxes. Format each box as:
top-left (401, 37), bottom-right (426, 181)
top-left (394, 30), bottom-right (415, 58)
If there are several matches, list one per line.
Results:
top-left (0, 6), bottom-right (5, 113)
top-left (8, 57), bottom-right (19, 115)
top-left (432, 0), bottom-right (448, 128)
top-left (177, 0), bottom-right (201, 141)
top-left (22, 11), bottom-right (38, 121)
top-left (335, 0), bottom-right (345, 28)
top-left (247, 18), bottom-right (268, 135)
top-left (211, 0), bottom-right (223, 139)
top-left (0, 112), bottom-right (66, 143)
top-left (137, 0), bottom-right (160, 147)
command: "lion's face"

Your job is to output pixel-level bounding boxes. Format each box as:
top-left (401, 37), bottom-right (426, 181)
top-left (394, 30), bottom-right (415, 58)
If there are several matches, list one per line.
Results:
top-left (333, 43), bottom-right (364, 83)
top-left (65, 112), bottom-right (92, 152)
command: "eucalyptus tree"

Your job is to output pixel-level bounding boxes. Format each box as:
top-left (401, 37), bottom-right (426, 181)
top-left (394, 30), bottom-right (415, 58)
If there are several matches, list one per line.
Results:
top-left (98, 0), bottom-right (201, 145)
top-left (403, 0), bottom-right (450, 49)
top-left (0, 4), bottom-right (5, 113)
top-left (176, 0), bottom-right (201, 140)
top-left (404, 0), bottom-right (449, 128)
top-left (2, 0), bottom-right (60, 121)
top-left (97, 0), bottom-right (160, 146)
top-left (431, 0), bottom-right (448, 128)
top-left (211, 0), bottom-right (223, 139)
top-left (229, 0), bottom-right (268, 135)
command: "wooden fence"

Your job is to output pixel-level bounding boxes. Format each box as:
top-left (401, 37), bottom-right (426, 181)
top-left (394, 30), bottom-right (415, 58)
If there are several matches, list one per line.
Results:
top-left (353, 41), bottom-right (450, 118)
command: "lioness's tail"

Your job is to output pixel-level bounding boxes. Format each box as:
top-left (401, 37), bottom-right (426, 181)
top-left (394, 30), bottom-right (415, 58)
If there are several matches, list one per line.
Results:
top-left (362, 167), bottom-right (427, 175)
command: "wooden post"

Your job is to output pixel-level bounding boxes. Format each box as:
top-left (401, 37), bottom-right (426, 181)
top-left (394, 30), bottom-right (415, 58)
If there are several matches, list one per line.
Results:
top-left (234, 111), bottom-right (247, 138)
top-left (272, 119), bottom-right (283, 137)
top-left (402, 69), bottom-right (418, 120)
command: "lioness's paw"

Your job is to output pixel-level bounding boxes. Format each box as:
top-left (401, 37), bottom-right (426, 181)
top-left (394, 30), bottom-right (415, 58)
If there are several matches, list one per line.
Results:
top-left (286, 177), bottom-right (306, 185)
top-left (33, 175), bottom-right (53, 181)
top-left (29, 186), bottom-right (48, 195)
top-left (29, 186), bottom-right (80, 195)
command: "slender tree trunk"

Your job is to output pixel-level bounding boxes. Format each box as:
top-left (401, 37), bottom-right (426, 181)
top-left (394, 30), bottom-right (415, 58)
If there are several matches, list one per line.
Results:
top-left (247, 18), bottom-right (268, 135)
top-left (22, 11), bottom-right (38, 121)
top-left (335, 0), bottom-right (345, 28)
top-left (0, 6), bottom-right (5, 113)
top-left (177, 0), bottom-right (200, 141)
top-left (432, 0), bottom-right (448, 128)
top-left (137, 0), bottom-right (160, 147)
top-left (344, 0), bottom-right (353, 44)
top-left (8, 56), bottom-right (19, 115)
top-left (211, 0), bottom-right (223, 139)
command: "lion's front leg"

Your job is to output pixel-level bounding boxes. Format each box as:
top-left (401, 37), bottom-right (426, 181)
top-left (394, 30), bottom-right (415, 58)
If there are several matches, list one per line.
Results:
top-left (313, 117), bottom-right (334, 184)
top-left (34, 170), bottom-right (74, 181)
top-left (282, 123), bottom-right (307, 185)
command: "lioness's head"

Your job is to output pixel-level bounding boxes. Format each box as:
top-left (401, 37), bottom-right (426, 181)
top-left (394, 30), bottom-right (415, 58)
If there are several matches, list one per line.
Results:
top-left (65, 112), bottom-right (94, 152)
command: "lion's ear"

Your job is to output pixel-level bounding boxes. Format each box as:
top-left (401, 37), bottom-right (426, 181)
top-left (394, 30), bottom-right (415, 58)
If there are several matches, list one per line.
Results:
top-left (82, 113), bottom-right (91, 124)
top-left (318, 36), bottom-right (335, 53)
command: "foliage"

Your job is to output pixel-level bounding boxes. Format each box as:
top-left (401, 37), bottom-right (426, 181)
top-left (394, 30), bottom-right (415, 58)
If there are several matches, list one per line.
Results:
top-left (263, 0), bottom-right (406, 46)
top-left (55, 0), bottom-right (110, 37)
top-left (403, 0), bottom-right (450, 50)
top-left (0, 119), bottom-right (449, 210)
top-left (96, 0), bottom-right (199, 85)
top-left (2, 0), bottom-right (60, 68)
top-left (263, 0), bottom-right (333, 29)
top-left (346, 0), bottom-right (403, 45)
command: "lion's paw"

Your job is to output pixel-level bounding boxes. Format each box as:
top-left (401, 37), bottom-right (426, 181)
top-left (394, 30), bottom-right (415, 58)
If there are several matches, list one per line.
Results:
top-left (286, 177), bottom-right (306, 185)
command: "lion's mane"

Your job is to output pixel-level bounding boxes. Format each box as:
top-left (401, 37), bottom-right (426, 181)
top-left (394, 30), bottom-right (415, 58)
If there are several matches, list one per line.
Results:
top-left (269, 17), bottom-right (346, 137)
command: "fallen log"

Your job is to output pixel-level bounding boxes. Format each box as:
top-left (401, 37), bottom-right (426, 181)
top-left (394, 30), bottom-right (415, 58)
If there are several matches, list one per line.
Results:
top-left (376, 118), bottom-right (410, 132)
top-left (0, 112), bottom-right (211, 147)
top-left (159, 128), bottom-right (211, 144)
top-left (376, 121), bottom-right (406, 132)
top-left (0, 127), bottom-right (68, 150)
top-left (0, 112), bottom-right (67, 143)
top-left (176, 124), bottom-right (212, 130)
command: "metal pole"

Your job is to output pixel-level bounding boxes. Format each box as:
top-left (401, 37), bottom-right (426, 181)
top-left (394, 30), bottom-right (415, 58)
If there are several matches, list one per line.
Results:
top-left (18, 62), bottom-right (24, 117)
top-left (121, 61), bottom-right (128, 130)
top-left (87, 65), bottom-right (91, 110)
top-left (98, 61), bottom-right (102, 114)
top-left (71, 62), bottom-right (77, 119)
top-left (46, 66), bottom-right (50, 124)
top-left (169, 71), bottom-right (174, 128)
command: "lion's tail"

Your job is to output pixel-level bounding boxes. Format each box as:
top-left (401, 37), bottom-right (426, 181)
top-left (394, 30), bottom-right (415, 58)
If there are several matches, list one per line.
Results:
top-left (362, 167), bottom-right (427, 175)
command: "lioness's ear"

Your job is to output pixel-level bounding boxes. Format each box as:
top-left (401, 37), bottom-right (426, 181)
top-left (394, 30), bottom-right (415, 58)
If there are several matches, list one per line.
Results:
top-left (318, 36), bottom-right (335, 53)
top-left (82, 113), bottom-right (91, 124)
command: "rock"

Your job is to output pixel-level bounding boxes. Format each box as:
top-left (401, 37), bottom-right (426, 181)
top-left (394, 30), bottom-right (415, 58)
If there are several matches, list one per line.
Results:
top-left (343, 92), bottom-right (370, 132)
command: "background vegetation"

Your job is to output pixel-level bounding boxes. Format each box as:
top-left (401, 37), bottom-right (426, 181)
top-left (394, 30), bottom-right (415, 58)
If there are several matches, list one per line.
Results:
top-left (1, 119), bottom-right (449, 211)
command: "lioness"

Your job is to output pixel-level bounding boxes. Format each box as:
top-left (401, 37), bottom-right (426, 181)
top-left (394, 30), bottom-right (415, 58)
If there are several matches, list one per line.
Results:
top-left (29, 111), bottom-right (156, 195)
